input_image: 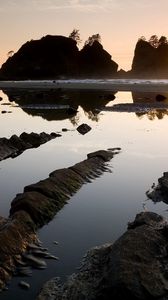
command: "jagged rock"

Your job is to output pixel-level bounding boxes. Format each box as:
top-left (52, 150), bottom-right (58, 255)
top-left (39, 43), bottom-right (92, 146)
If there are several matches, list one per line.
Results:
top-left (0, 35), bottom-right (118, 80)
top-left (131, 38), bottom-right (168, 78)
top-left (10, 149), bottom-right (120, 229)
top-left (0, 211), bottom-right (36, 290)
top-left (19, 280), bottom-right (30, 289)
top-left (147, 172), bottom-right (168, 204)
top-left (37, 212), bottom-right (168, 300)
top-left (0, 149), bottom-right (120, 289)
top-left (0, 131), bottom-right (61, 161)
top-left (79, 40), bottom-right (118, 77)
top-left (77, 123), bottom-right (91, 135)
top-left (0, 35), bottom-right (79, 79)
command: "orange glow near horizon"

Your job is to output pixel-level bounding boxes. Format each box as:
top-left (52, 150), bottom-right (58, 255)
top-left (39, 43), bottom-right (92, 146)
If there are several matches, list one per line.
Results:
top-left (0, 0), bottom-right (168, 71)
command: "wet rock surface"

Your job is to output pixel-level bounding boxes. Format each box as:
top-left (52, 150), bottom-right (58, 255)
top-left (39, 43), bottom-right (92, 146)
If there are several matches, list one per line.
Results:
top-left (0, 149), bottom-right (120, 290)
top-left (10, 149), bottom-right (120, 228)
top-left (0, 131), bottom-right (61, 161)
top-left (147, 172), bottom-right (168, 204)
top-left (37, 212), bottom-right (168, 300)
top-left (76, 123), bottom-right (92, 135)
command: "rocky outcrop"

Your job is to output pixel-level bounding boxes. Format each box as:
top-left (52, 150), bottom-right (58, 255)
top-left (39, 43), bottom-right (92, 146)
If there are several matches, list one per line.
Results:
top-left (147, 172), bottom-right (168, 204)
top-left (10, 149), bottom-right (120, 227)
top-left (0, 35), bottom-right (79, 79)
top-left (37, 212), bottom-right (168, 300)
top-left (79, 40), bottom-right (118, 77)
top-left (0, 131), bottom-right (61, 161)
top-left (131, 38), bottom-right (168, 78)
top-left (0, 149), bottom-right (120, 289)
top-left (0, 35), bottom-right (118, 79)
top-left (0, 212), bottom-right (36, 290)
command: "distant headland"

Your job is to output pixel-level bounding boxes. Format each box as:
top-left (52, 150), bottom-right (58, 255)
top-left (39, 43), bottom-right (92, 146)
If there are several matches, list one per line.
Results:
top-left (0, 32), bottom-right (168, 79)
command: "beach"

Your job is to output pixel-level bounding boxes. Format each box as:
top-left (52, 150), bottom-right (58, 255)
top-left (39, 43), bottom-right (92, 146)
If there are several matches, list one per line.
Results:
top-left (0, 79), bottom-right (168, 92)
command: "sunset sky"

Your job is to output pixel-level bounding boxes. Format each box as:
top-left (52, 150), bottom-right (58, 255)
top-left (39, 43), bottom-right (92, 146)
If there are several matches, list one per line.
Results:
top-left (0, 0), bottom-right (168, 70)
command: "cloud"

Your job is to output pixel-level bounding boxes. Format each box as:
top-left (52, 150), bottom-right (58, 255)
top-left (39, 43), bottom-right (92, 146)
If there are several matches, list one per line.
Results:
top-left (0, 0), bottom-right (166, 13)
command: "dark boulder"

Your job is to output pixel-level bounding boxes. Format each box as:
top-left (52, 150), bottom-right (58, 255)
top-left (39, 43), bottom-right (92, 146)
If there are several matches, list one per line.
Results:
top-left (37, 212), bottom-right (168, 300)
top-left (0, 131), bottom-right (60, 161)
top-left (77, 123), bottom-right (92, 135)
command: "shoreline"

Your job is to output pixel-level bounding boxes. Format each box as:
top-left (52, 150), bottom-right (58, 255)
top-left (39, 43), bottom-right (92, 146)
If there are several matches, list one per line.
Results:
top-left (0, 80), bottom-right (168, 92)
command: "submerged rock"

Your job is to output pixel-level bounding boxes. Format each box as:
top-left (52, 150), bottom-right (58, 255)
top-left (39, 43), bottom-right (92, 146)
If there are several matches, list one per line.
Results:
top-left (0, 131), bottom-right (61, 161)
top-left (0, 149), bottom-right (120, 289)
top-left (19, 280), bottom-right (30, 289)
top-left (37, 212), bottom-right (168, 300)
top-left (10, 149), bottom-right (120, 228)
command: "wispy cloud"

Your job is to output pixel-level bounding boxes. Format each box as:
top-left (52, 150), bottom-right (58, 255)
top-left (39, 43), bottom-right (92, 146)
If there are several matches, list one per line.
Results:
top-left (0, 0), bottom-right (165, 13)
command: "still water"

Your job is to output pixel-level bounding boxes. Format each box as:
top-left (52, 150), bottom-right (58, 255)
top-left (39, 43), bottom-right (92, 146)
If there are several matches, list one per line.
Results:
top-left (0, 87), bottom-right (168, 299)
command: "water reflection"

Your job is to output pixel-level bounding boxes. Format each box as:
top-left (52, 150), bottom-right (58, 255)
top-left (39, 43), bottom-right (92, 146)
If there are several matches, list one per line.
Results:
top-left (3, 89), bottom-right (116, 124)
top-left (132, 91), bottom-right (168, 120)
top-left (3, 89), bottom-right (168, 125)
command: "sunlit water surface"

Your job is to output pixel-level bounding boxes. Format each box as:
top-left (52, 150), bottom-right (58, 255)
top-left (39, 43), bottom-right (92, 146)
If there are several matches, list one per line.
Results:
top-left (0, 87), bottom-right (168, 299)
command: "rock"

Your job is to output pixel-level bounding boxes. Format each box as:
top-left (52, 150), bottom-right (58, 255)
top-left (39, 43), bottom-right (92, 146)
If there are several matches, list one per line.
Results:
top-left (0, 35), bottom-right (118, 80)
top-left (0, 131), bottom-right (60, 161)
top-left (16, 266), bottom-right (32, 277)
top-left (156, 94), bottom-right (167, 101)
top-left (0, 149), bottom-right (120, 289)
top-left (131, 37), bottom-right (168, 78)
top-left (37, 212), bottom-right (168, 300)
top-left (77, 123), bottom-right (91, 135)
top-left (37, 277), bottom-right (61, 300)
top-left (87, 149), bottom-right (120, 161)
top-left (10, 149), bottom-right (120, 230)
top-left (22, 253), bottom-right (47, 269)
top-left (79, 40), bottom-right (118, 77)
top-left (147, 172), bottom-right (168, 204)
top-left (0, 211), bottom-right (36, 290)
top-left (19, 280), bottom-right (30, 289)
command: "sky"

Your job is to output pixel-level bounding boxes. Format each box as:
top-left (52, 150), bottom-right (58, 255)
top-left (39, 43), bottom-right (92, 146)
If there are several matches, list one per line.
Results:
top-left (0, 0), bottom-right (168, 70)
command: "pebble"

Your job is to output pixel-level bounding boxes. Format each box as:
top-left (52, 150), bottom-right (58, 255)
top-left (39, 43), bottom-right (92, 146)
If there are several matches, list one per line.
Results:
top-left (53, 241), bottom-right (59, 245)
top-left (19, 281), bottom-right (30, 289)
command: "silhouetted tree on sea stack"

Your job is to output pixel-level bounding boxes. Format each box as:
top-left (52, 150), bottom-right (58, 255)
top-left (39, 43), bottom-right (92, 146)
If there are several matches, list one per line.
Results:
top-left (69, 29), bottom-right (82, 45)
top-left (84, 34), bottom-right (101, 46)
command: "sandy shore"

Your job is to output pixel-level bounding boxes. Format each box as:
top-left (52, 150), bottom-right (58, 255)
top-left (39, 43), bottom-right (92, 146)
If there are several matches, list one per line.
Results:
top-left (0, 80), bottom-right (168, 92)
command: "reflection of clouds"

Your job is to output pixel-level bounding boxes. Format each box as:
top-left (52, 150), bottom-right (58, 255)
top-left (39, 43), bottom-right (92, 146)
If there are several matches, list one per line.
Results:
top-left (129, 151), bottom-right (168, 159)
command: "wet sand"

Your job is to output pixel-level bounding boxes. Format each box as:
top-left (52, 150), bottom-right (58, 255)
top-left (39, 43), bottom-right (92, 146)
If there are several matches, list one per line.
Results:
top-left (0, 80), bottom-right (168, 92)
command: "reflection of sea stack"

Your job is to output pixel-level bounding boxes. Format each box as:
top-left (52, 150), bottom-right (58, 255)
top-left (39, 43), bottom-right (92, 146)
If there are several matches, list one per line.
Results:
top-left (0, 35), bottom-right (118, 79)
top-left (3, 89), bottom-right (115, 122)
